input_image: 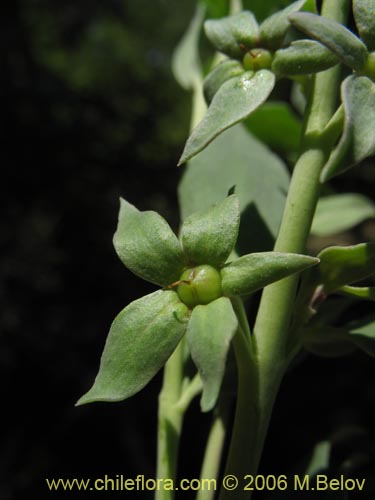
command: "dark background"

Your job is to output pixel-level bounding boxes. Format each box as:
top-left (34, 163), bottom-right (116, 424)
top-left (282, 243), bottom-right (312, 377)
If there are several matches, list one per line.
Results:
top-left (1, 1), bottom-right (374, 498)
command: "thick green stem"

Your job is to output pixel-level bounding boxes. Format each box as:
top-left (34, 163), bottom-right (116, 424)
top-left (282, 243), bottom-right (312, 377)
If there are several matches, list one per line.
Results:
top-left (156, 342), bottom-right (185, 500)
top-left (254, 0), bottom-right (348, 354)
top-left (218, 2), bottom-right (349, 497)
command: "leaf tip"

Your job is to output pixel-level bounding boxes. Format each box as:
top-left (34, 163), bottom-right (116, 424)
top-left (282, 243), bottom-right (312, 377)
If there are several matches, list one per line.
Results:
top-left (319, 166), bottom-right (334, 183)
top-left (200, 393), bottom-right (216, 413)
top-left (75, 392), bottom-right (93, 407)
top-left (178, 146), bottom-right (192, 166)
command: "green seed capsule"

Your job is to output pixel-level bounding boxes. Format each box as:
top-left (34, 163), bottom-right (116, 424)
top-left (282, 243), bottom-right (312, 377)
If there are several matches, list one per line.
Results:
top-left (177, 265), bottom-right (222, 308)
top-left (363, 51), bottom-right (375, 80)
top-left (243, 49), bottom-right (272, 71)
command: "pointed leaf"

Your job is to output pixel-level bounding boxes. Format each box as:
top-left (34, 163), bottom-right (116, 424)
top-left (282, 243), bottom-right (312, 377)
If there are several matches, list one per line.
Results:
top-left (317, 242), bottom-right (375, 293)
top-left (303, 325), bottom-right (357, 357)
top-left (272, 40), bottom-right (338, 76)
top-left (337, 285), bottom-right (375, 301)
top-left (221, 252), bottom-right (319, 296)
top-left (178, 124), bottom-right (290, 252)
top-left (203, 59), bottom-right (244, 103)
top-left (259, 0), bottom-right (311, 50)
top-left (179, 70), bottom-right (275, 165)
top-left (303, 314), bottom-right (375, 357)
top-left (113, 198), bottom-right (185, 287)
top-left (305, 441), bottom-right (331, 476)
top-left (204, 11), bottom-right (259, 59)
top-left (353, 0), bottom-right (375, 51)
top-left (181, 195), bottom-right (240, 267)
top-left (289, 12), bottom-right (368, 71)
top-left (172, 4), bottom-right (204, 91)
top-left (320, 76), bottom-right (375, 182)
top-left (349, 315), bottom-right (375, 356)
top-left (77, 290), bottom-right (189, 405)
top-left (186, 297), bottom-right (238, 412)
top-left (311, 193), bottom-right (375, 236)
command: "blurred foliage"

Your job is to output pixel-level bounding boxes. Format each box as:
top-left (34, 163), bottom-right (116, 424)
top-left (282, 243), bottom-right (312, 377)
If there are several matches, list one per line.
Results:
top-left (1, 1), bottom-right (374, 499)
top-left (200, 0), bottom-right (292, 20)
top-left (1, 1), bottom-right (199, 498)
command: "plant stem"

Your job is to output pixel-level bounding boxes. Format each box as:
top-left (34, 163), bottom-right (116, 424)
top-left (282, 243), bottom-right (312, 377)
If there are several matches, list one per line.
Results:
top-left (219, 1), bottom-right (349, 497)
top-left (156, 341), bottom-right (185, 500)
top-left (176, 372), bottom-right (202, 412)
top-left (197, 400), bottom-right (230, 500)
top-left (219, 325), bottom-right (258, 500)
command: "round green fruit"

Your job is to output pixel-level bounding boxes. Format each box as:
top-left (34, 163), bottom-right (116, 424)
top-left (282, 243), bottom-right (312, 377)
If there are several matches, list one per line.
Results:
top-left (243, 49), bottom-right (272, 71)
top-left (363, 52), bottom-right (375, 80)
top-left (177, 265), bottom-right (222, 308)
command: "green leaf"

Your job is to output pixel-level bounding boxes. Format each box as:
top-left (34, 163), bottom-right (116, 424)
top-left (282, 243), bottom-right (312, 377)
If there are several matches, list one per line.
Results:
top-left (259, 0), bottom-right (311, 50)
top-left (245, 101), bottom-right (302, 153)
top-left (243, 0), bottom-right (291, 23)
top-left (311, 193), bottom-right (375, 236)
top-left (272, 39), bottom-right (338, 76)
top-left (178, 124), bottom-right (290, 251)
top-left (317, 242), bottom-right (375, 293)
top-left (178, 70), bottom-right (275, 165)
top-left (172, 4), bottom-right (205, 91)
top-left (320, 76), bottom-right (375, 182)
top-left (113, 198), bottom-right (185, 287)
top-left (186, 297), bottom-right (238, 411)
top-left (203, 59), bottom-right (244, 104)
top-left (76, 290), bottom-right (189, 405)
top-left (303, 314), bottom-right (375, 357)
top-left (181, 195), bottom-right (240, 267)
top-left (353, 0), bottom-right (375, 51)
top-left (204, 11), bottom-right (259, 59)
top-left (289, 12), bottom-right (368, 71)
top-left (243, 0), bottom-right (317, 24)
top-left (305, 441), bottom-right (331, 476)
top-left (199, 0), bottom-right (229, 19)
top-left (303, 325), bottom-right (357, 357)
top-left (349, 315), bottom-right (375, 356)
top-left (337, 285), bottom-right (375, 301)
top-left (221, 252), bottom-right (319, 296)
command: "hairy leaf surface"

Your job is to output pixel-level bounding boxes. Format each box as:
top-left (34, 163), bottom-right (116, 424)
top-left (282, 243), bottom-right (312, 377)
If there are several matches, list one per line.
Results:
top-left (114, 199), bottom-right (185, 286)
top-left (77, 291), bottom-right (189, 405)
top-left (179, 124), bottom-right (290, 253)
top-left (221, 252), bottom-right (319, 296)
top-left (178, 70), bottom-right (275, 165)
top-left (321, 76), bottom-right (375, 182)
top-left (181, 195), bottom-right (240, 266)
top-left (289, 12), bottom-right (368, 71)
top-left (187, 297), bottom-right (238, 411)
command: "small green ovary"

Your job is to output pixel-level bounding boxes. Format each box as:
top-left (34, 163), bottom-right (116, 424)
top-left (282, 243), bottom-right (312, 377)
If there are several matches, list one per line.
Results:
top-left (243, 49), bottom-right (272, 71)
top-left (177, 265), bottom-right (222, 308)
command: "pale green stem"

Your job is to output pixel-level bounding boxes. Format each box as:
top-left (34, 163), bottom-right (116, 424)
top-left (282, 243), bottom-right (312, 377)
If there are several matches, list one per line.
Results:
top-left (197, 401), bottom-right (231, 500)
top-left (219, 325), bottom-right (258, 500)
top-left (175, 372), bottom-right (203, 412)
top-left (156, 342), bottom-right (185, 500)
top-left (230, 0), bottom-right (243, 15)
top-left (191, 81), bottom-right (207, 130)
top-left (219, 2), bottom-right (349, 498)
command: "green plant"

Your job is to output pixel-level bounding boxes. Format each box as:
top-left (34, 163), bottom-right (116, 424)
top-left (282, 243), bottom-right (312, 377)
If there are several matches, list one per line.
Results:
top-left (77, 0), bottom-right (375, 498)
